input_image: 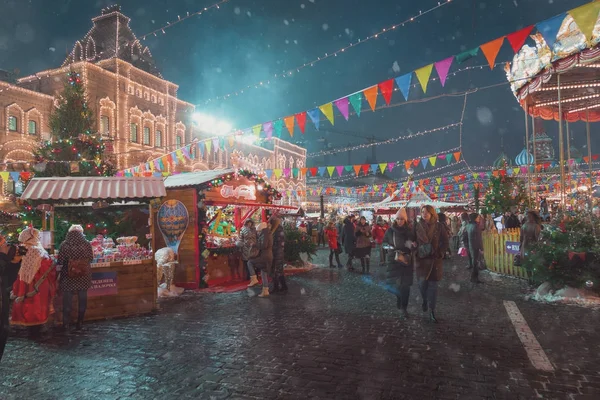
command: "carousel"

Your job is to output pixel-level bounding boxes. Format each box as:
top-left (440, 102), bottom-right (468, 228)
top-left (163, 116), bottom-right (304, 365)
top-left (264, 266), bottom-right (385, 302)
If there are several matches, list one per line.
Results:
top-left (506, 7), bottom-right (600, 205)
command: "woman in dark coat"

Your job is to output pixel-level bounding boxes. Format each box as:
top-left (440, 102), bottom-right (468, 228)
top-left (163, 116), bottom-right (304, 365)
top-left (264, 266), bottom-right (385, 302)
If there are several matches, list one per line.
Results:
top-left (383, 208), bottom-right (415, 320)
top-left (58, 225), bottom-right (94, 331)
top-left (341, 216), bottom-right (356, 270)
top-left (354, 216), bottom-right (373, 274)
top-left (415, 205), bottom-right (449, 323)
top-left (247, 221), bottom-right (274, 298)
top-left (269, 216), bottom-right (287, 294)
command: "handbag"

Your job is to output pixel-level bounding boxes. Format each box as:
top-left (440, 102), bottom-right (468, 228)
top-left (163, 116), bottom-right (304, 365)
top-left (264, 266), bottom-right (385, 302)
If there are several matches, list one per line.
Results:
top-left (393, 232), bottom-right (410, 265)
top-left (458, 247), bottom-right (468, 257)
top-left (417, 222), bottom-right (439, 259)
top-left (68, 258), bottom-right (90, 278)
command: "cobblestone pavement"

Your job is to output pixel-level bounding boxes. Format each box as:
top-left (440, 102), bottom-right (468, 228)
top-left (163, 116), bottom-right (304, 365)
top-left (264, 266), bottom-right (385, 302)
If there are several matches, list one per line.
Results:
top-left (1, 248), bottom-right (599, 399)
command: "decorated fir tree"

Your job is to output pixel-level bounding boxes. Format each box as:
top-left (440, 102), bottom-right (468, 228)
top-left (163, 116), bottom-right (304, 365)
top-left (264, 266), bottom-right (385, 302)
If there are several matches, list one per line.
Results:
top-left (33, 71), bottom-right (115, 177)
top-left (482, 176), bottom-right (526, 215)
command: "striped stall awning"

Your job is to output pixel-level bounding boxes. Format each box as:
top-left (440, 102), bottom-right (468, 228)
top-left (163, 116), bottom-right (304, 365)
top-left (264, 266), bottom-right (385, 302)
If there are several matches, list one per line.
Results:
top-left (21, 177), bottom-right (166, 202)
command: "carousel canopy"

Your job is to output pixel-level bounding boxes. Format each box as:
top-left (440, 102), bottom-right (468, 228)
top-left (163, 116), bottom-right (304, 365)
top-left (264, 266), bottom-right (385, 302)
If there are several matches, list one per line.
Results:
top-left (373, 188), bottom-right (466, 210)
top-left (506, 8), bottom-right (600, 122)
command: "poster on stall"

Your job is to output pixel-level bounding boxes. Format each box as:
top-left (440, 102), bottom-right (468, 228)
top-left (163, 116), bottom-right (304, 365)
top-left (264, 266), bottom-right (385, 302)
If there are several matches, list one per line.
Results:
top-left (157, 199), bottom-right (189, 254)
top-left (89, 271), bottom-right (118, 297)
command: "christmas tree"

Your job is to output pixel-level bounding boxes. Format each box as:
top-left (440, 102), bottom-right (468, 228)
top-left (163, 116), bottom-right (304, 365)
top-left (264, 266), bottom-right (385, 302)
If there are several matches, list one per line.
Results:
top-left (482, 175), bottom-right (526, 215)
top-left (33, 71), bottom-right (115, 177)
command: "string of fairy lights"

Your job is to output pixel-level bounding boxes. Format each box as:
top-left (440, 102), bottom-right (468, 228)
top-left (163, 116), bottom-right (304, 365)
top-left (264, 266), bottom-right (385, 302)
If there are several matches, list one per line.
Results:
top-left (200, 0), bottom-right (456, 104)
top-left (138, 0), bottom-right (232, 40)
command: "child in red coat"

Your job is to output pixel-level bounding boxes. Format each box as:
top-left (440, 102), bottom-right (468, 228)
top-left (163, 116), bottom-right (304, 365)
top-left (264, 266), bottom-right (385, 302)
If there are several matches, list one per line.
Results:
top-left (324, 221), bottom-right (343, 268)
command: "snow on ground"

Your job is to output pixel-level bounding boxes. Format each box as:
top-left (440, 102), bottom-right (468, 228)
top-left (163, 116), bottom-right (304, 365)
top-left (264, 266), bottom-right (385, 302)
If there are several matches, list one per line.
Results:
top-left (526, 282), bottom-right (600, 308)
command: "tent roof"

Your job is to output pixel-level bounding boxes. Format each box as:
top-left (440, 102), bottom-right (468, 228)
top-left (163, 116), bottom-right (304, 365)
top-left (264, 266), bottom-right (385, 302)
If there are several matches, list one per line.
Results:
top-left (163, 168), bottom-right (235, 189)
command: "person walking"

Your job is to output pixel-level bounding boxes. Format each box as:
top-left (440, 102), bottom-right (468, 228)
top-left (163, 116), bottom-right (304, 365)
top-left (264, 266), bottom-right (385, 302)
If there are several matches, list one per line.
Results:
top-left (520, 211), bottom-right (542, 258)
top-left (415, 205), bottom-right (449, 323)
top-left (450, 215), bottom-right (460, 253)
top-left (57, 225), bottom-right (94, 331)
top-left (247, 221), bottom-right (274, 297)
top-left (269, 216), bottom-right (287, 294)
top-left (325, 221), bottom-right (343, 268)
top-left (384, 208), bottom-right (415, 320)
top-left (341, 216), bottom-right (356, 270)
top-left (316, 218), bottom-right (326, 247)
top-left (438, 213), bottom-right (452, 258)
top-left (457, 212), bottom-right (470, 268)
top-left (465, 213), bottom-right (484, 284)
top-left (354, 216), bottom-right (372, 274)
top-left (238, 220), bottom-right (258, 282)
top-left (372, 218), bottom-right (387, 266)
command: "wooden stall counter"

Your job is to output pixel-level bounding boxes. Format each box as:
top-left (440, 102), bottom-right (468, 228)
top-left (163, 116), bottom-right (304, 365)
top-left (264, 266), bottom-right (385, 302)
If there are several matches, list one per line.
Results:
top-left (54, 259), bottom-right (157, 323)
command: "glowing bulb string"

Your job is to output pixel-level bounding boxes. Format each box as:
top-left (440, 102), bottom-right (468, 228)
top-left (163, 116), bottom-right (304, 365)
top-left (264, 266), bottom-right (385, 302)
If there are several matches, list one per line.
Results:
top-left (200, 0), bottom-right (456, 104)
top-left (309, 123), bottom-right (461, 158)
top-left (138, 0), bottom-right (232, 40)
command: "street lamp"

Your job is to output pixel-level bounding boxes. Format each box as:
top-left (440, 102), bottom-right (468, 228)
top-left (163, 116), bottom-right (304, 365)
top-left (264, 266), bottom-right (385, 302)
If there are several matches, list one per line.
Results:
top-left (192, 113), bottom-right (232, 136)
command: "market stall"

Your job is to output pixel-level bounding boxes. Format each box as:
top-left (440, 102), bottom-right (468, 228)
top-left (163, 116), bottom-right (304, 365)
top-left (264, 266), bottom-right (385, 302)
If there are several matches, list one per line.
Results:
top-left (20, 176), bottom-right (165, 322)
top-left (161, 169), bottom-right (295, 288)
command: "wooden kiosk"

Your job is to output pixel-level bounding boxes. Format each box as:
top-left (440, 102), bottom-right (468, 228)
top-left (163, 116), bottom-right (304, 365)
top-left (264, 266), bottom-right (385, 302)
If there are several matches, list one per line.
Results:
top-left (161, 169), bottom-right (295, 288)
top-left (20, 176), bottom-right (166, 321)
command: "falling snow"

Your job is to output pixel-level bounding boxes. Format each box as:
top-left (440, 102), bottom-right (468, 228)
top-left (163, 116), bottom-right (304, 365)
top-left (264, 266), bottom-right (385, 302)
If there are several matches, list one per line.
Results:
top-left (234, 7), bottom-right (241, 15)
top-left (283, 19), bottom-right (289, 25)
top-left (322, 23), bottom-right (329, 31)
top-left (392, 61), bottom-right (401, 73)
top-left (300, 4), bottom-right (305, 9)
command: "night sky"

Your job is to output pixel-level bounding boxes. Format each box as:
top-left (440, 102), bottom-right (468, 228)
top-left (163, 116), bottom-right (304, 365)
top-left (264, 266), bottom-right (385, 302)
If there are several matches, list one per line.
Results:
top-left (0, 0), bottom-right (595, 180)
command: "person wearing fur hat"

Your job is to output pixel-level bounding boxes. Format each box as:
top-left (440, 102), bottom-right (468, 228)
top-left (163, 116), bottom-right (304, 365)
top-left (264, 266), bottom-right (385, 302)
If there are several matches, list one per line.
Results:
top-left (58, 225), bottom-right (94, 331)
top-left (383, 209), bottom-right (415, 320)
top-left (10, 227), bottom-right (56, 333)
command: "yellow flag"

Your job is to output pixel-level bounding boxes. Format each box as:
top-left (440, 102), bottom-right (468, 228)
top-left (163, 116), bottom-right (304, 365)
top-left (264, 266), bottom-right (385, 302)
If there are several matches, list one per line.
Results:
top-left (205, 140), bottom-right (212, 153)
top-left (459, 184), bottom-right (464, 190)
top-left (569, 1), bottom-right (600, 41)
top-left (252, 124), bottom-right (262, 137)
top-left (327, 166), bottom-right (335, 177)
top-left (436, 177), bottom-right (442, 184)
top-left (0, 172), bottom-right (8, 182)
top-left (429, 156), bottom-right (437, 167)
top-left (319, 103), bottom-right (335, 125)
top-left (379, 163), bottom-right (387, 173)
top-left (274, 169), bottom-right (282, 178)
top-left (415, 64), bottom-right (434, 93)
top-left (435, 186), bottom-right (439, 192)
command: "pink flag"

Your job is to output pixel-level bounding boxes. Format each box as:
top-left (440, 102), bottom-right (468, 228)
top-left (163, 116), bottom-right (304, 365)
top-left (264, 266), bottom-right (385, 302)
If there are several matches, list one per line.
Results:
top-left (335, 165), bottom-right (344, 176)
top-left (334, 97), bottom-right (350, 121)
top-left (387, 162), bottom-right (395, 172)
top-left (435, 56), bottom-right (454, 87)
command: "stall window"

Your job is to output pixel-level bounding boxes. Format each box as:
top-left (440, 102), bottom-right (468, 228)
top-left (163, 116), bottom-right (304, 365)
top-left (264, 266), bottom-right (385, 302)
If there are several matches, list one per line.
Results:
top-left (155, 130), bottom-right (162, 147)
top-left (143, 127), bottom-right (151, 145)
top-left (100, 116), bottom-right (110, 135)
top-left (176, 135), bottom-right (182, 147)
top-left (130, 123), bottom-right (138, 142)
top-left (8, 116), bottom-right (18, 131)
top-left (28, 120), bottom-right (37, 135)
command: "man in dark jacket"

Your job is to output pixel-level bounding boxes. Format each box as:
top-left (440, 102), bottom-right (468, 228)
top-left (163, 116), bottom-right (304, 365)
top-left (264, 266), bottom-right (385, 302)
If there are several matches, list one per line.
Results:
top-left (269, 216), bottom-right (287, 294)
top-left (465, 213), bottom-right (484, 284)
top-left (341, 216), bottom-right (356, 270)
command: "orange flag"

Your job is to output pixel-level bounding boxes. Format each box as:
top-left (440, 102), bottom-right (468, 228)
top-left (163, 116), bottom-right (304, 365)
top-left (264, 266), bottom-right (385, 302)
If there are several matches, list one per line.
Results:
top-left (404, 160), bottom-right (411, 171)
top-left (284, 116), bottom-right (295, 137)
top-left (453, 151), bottom-right (461, 162)
top-left (363, 85), bottom-right (378, 111)
top-left (480, 37), bottom-right (505, 69)
top-left (353, 165), bottom-right (361, 176)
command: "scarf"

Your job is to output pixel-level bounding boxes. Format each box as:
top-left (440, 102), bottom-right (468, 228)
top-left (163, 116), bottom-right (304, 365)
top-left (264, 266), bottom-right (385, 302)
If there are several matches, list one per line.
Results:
top-left (416, 219), bottom-right (438, 248)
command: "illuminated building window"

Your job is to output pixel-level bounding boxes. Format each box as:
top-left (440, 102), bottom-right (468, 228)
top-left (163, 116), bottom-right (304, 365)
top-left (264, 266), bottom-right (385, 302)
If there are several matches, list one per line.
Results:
top-left (100, 115), bottom-right (110, 135)
top-left (176, 135), bottom-right (182, 147)
top-left (155, 130), bottom-right (162, 147)
top-left (130, 123), bottom-right (138, 142)
top-left (8, 116), bottom-right (18, 131)
top-left (143, 127), bottom-right (151, 145)
top-left (28, 120), bottom-right (36, 135)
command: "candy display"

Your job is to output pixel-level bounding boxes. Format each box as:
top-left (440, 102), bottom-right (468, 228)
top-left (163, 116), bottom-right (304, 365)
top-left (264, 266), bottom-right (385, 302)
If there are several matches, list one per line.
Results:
top-left (90, 234), bottom-right (152, 264)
